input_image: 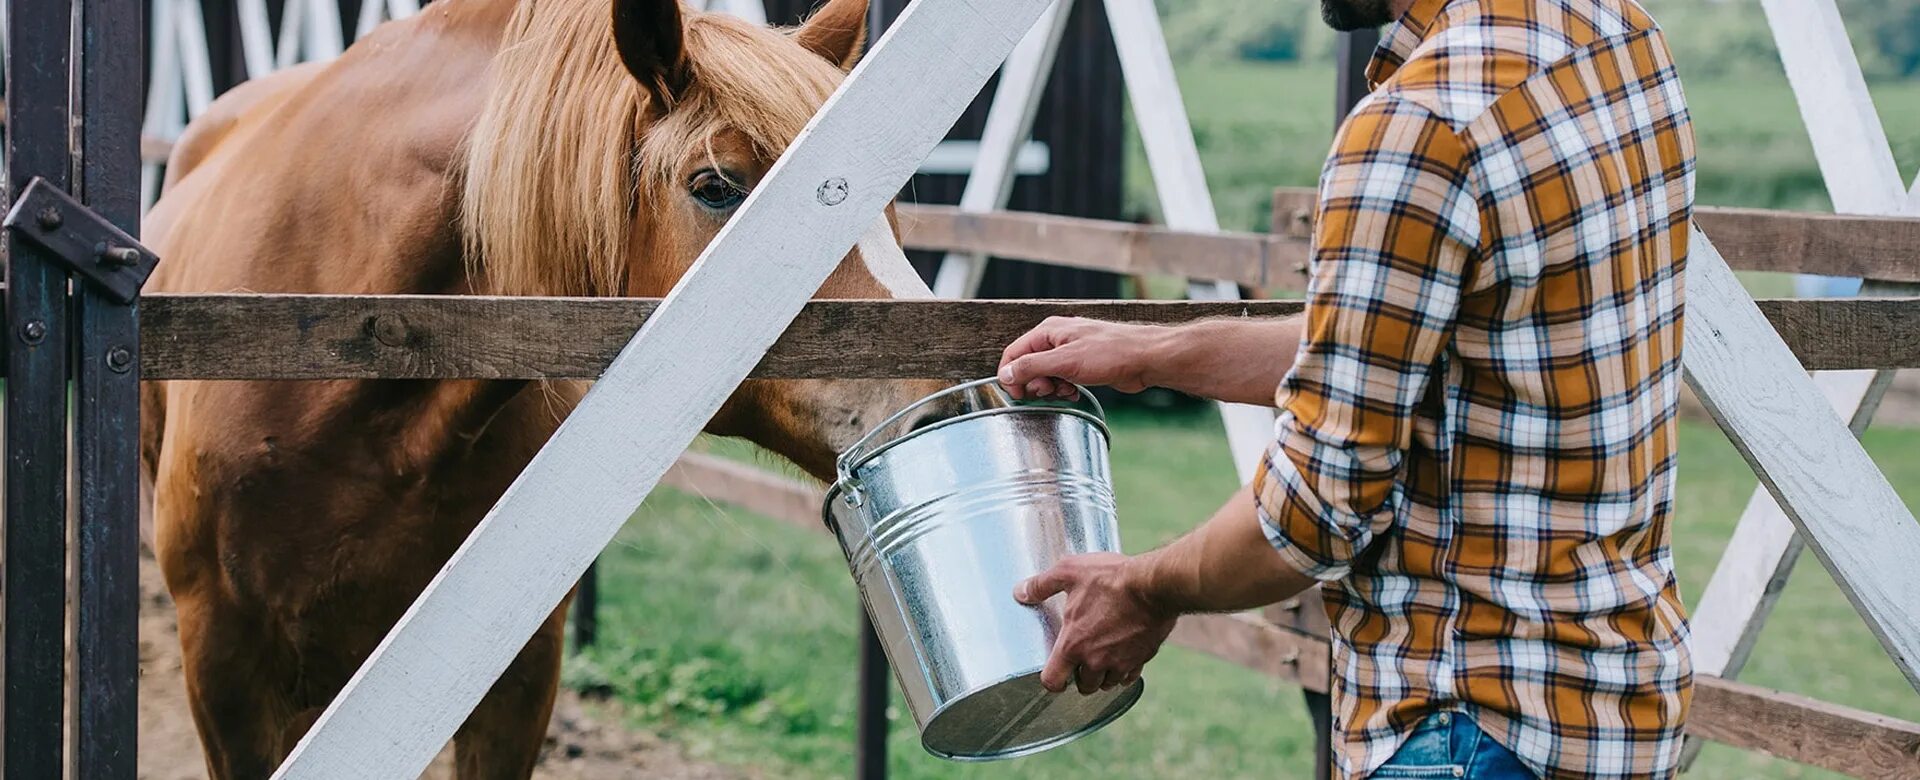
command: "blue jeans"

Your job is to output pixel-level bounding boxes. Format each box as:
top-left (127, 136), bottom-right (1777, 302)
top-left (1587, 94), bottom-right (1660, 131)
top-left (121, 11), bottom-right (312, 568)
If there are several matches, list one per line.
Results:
top-left (1372, 712), bottom-right (1537, 779)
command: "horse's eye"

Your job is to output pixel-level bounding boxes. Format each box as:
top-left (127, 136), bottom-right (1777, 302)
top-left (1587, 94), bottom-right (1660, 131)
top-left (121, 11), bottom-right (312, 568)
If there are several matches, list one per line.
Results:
top-left (689, 170), bottom-right (747, 211)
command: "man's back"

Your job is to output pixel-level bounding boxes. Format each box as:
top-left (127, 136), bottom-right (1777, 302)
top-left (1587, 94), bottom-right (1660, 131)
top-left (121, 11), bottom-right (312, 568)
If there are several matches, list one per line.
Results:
top-left (1253, 0), bottom-right (1694, 776)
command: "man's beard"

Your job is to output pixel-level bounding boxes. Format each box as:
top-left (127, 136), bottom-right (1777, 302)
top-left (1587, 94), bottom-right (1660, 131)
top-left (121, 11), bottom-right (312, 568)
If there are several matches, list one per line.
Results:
top-left (1320, 0), bottom-right (1396, 31)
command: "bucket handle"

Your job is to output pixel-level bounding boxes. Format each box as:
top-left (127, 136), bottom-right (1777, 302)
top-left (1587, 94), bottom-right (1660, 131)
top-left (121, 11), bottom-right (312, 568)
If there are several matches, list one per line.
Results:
top-left (833, 377), bottom-right (1104, 505)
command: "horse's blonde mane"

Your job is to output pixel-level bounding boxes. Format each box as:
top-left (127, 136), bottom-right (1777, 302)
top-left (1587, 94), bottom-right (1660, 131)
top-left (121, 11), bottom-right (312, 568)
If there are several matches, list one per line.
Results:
top-left (461, 1), bottom-right (846, 297)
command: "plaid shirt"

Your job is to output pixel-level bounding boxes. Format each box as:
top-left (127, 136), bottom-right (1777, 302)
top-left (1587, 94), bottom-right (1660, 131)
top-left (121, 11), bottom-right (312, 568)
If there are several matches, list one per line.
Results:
top-left (1252, 0), bottom-right (1694, 777)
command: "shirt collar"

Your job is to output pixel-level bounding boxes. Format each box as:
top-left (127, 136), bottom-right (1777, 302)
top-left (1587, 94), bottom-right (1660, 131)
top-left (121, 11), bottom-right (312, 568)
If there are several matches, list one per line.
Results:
top-left (1366, 0), bottom-right (1457, 88)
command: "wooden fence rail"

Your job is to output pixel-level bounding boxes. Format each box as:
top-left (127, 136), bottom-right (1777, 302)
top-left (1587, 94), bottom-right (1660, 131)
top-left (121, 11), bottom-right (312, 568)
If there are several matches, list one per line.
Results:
top-left (892, 196), bottom-right (1920, 289)
top-left (660, 453), bottom-right (1920, 780)
top-left (131, 294), bottom-right (1920, 380)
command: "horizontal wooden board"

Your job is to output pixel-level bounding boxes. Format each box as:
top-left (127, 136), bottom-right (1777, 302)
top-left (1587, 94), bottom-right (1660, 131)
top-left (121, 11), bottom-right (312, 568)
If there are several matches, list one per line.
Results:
top-left (663, 452), bottom-right (1920, 779)
top-left (1690, 674), bottom-right (1920, 779)
top-left (898, 203), bottom-right (1307, 291)
top-left (140, 295), bottom-right (1305, 380)
top-left (1273, 187), bottom-right (1920, 283)
top-left (132, 294), bottom-right (1920, 380)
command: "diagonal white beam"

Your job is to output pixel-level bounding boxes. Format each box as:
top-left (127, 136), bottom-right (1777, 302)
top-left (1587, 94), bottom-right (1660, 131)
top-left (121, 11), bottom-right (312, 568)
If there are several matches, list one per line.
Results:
top-left (1103, 0), bottom-right (1274, 482)
top-left (270, 0), bottom-right (1053, 776)
top-left (236, 0), bottom-right (275, 77)
top-left (1687, 1), bottom-right (1918, 743)
top-left (930, 0), bottom-right (1075, 298)
top-left (1683, 228), bottom-right (1920, 694)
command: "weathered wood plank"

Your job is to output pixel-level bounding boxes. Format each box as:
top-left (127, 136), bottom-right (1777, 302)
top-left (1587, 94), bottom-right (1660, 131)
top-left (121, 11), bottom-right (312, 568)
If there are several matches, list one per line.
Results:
top-left (1682, 231), bottom-right (1920, 693)
top-left (1689, 675), bottom-right (1920, 779)
top-left (71, 0), bottom-right (148, 775)
top-left (660, 452), bottom-right (1920, 778)
top-left (902, 204), bottom-right (1304, 291)
top-left (3, 0), bottom-right (76, 773)
top-left (131, 294), bottom-right (1920, 380)
top-left (1271, 187), bottom-right (1920, 283)
top-left (272, 0), bottom-right (1057, 774)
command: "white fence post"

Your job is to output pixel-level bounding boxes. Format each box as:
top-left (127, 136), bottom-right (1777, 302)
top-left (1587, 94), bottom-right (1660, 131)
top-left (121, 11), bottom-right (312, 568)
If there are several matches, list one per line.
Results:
top-left (929, 0), bottom-right (1076, 298)
top-left (1103, 0), bottom-right (1273, 481)
top-left (270, 0), bottom-right (1054, 775)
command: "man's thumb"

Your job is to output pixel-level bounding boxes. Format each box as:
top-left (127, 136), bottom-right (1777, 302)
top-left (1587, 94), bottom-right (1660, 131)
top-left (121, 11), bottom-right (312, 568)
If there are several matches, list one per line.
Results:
top-left (1015, 567), bottom-right (1073, 605)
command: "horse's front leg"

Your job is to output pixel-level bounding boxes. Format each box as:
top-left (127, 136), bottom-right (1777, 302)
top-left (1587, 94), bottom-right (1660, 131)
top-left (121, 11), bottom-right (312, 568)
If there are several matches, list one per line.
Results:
top-left (175, 589), bottom-right (300, 780)
top-left (452, 596), bottom-right (570, 780)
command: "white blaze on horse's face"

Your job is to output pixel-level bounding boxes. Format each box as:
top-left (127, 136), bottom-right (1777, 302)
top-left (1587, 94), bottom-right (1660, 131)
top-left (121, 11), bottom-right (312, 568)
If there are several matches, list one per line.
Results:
top-left (854, 216), bottom-right (933, 300)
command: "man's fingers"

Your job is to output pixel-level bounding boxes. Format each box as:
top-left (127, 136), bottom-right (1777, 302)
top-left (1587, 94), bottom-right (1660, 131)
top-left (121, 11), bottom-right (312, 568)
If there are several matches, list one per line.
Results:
top-left (1039, 646), bottom-right (1077, 693)
top-left (1014, 567), bottom-right (1073, 605)
top-left (1000, 351), bottom-right (1075, 399)
top-left (999, 321), bottom-right (1065, 368)
top-left (1074, 663), bottom-right (1103, 695)
top-left (1097, 668), bottom-right (1126, 692)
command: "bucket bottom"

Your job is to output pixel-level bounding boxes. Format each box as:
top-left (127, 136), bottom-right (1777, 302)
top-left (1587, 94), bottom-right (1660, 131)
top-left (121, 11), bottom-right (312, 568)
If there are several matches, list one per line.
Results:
top-left (920, 671), bottom-right (1144, 761)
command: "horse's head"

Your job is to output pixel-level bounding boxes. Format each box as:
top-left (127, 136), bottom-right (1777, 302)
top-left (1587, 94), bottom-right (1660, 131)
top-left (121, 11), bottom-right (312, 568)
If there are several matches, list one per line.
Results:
top-left (463, 0), bottom-right (954, 480)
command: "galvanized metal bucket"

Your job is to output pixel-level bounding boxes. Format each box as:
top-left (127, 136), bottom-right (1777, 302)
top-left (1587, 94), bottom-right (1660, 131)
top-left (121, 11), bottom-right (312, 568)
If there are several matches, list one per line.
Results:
top-left (823, 377), bottom-right (1142, 761)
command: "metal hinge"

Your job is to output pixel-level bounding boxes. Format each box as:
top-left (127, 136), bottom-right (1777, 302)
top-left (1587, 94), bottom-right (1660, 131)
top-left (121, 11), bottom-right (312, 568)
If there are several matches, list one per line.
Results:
top-left (3, 177), bottom-right (158, 304)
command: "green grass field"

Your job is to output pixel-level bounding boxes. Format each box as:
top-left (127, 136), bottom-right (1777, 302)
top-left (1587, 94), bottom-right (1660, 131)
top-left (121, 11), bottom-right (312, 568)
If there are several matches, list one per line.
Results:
top-left (573, 408), bottom-right (1920, 780)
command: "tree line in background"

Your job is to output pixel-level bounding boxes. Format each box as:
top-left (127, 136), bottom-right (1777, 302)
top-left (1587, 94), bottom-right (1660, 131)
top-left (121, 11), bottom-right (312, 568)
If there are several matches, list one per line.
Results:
top-left (1159, 0), bottom-right (1920, 81)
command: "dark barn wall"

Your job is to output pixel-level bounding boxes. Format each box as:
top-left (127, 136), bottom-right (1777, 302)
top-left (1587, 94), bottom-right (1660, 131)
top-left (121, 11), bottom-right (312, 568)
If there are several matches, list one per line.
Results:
top-left (768, 0), bottom-right (1126, 300)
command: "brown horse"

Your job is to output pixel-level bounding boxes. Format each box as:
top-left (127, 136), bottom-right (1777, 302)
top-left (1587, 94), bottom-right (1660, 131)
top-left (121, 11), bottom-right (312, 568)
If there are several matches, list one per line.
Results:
top-left (140, 0), bottom-right (947, 776)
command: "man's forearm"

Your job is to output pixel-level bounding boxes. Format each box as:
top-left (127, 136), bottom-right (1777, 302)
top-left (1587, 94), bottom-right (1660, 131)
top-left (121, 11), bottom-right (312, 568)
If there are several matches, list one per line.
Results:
top-left (1145, 316), bottom-right (1304, 407)
top-left (1125, 483), bottom-right (1318, 615)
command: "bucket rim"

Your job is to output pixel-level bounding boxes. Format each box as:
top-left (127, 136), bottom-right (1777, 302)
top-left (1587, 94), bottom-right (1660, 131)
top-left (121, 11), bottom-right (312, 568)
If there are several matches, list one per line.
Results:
top-left (821, 402), bottom-right (1111, 531)
top-left (918, 674), bottom-right (1145, 762)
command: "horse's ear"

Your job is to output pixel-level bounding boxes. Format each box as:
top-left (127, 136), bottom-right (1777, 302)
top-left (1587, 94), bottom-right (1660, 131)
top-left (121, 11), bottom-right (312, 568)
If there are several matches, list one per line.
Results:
top-left (613, 0), bottom-right (690, 106)
top-left (795, 0), bottom-right (868, 70)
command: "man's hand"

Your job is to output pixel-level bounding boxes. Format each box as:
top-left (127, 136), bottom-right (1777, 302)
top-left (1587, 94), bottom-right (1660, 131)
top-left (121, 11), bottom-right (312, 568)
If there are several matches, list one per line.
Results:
top-left (998, 317), bottom-right (1171, 401)
top-left (997, 314), bottom-right (1306, 407)
top-left (1015, 552), bottom-right (1178, 694)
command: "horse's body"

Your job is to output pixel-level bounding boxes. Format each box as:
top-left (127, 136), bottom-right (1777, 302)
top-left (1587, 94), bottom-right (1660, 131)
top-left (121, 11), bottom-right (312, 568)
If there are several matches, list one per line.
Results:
top-left (141, 0), bottom-right (942, 776)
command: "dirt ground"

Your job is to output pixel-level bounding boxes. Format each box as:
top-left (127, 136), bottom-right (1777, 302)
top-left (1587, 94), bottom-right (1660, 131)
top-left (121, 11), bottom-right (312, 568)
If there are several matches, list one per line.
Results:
top-left (135, 553), bottom-right (750, 780)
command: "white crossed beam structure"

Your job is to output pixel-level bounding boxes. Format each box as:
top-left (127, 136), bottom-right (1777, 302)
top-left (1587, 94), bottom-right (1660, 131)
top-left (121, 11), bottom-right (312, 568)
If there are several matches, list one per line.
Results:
top-left (1680, 0), bottom-right (1920, 767)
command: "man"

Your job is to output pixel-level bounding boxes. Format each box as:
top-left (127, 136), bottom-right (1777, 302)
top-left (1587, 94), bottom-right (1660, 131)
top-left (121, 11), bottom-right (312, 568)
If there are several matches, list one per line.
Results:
top-left (996, 0), bottom-right (1695, 777)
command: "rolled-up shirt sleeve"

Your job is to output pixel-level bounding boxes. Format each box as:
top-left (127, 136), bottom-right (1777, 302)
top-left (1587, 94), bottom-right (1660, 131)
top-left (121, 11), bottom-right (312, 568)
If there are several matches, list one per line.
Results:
top-left (1255, 97), bottom-right (1481, 581)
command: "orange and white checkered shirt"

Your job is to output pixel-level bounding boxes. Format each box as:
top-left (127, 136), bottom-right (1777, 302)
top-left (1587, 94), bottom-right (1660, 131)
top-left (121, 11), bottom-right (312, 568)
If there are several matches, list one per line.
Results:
top-left (1252, 0), bottom-right (1694, 777)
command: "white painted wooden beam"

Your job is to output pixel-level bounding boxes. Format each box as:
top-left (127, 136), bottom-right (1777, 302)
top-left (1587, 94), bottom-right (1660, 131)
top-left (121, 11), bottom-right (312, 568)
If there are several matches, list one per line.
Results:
top-left (1682, 228), bottom-right (1920, 694)
top-left (236, 0), bottom-right (275, 77)
top-left (1760, 0), bottom-right (1905, 213)
top-left (919, 140), bottom-right (1050, 176)
top-left (1103, 0), bottom-right (1274, 482)
top-left (270, 0), bottom-right (1052, 775)
top-left (174, 0), bottom-right (215, 116)
top-left (931, 0), bottom-right (1075, 298)
top-left (1686, 5), bottom-right (1918, 765)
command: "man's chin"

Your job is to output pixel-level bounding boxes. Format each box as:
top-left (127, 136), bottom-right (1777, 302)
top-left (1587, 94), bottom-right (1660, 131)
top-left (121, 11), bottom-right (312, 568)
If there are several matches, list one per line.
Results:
top-left (1320, 0), bottom-right (1394, 31)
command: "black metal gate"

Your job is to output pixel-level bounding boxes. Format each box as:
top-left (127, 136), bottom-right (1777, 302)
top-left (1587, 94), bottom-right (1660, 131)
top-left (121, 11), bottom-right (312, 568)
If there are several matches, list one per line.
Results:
top-left (3, 0), bottom-right (149, 776)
